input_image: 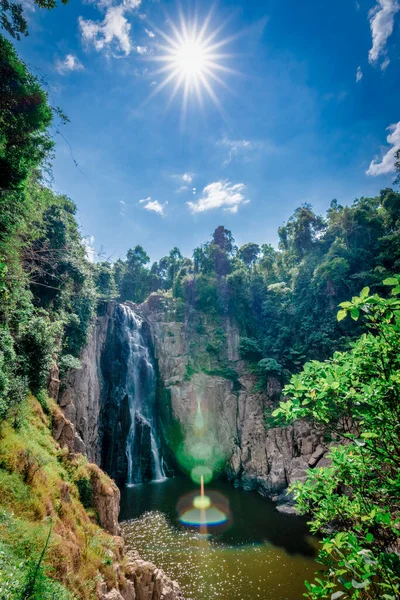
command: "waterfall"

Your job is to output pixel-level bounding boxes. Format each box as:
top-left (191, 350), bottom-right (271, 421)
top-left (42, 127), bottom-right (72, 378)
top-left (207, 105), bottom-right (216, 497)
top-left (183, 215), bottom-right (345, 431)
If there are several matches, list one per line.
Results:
top-left (119, 304), bottom-right (166, 486)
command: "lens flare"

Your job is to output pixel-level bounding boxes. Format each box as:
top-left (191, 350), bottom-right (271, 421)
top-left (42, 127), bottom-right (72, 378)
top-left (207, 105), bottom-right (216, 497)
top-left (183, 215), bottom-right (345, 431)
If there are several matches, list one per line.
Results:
top-left (177, 479), bottom-right (231, 532)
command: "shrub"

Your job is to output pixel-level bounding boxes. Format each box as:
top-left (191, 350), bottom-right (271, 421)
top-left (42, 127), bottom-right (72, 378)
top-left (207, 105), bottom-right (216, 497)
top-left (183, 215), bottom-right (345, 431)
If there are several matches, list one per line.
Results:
top-left (76, 477), bottom-right (92, 509)
top-left (239, 337), bottom-right (262, 361)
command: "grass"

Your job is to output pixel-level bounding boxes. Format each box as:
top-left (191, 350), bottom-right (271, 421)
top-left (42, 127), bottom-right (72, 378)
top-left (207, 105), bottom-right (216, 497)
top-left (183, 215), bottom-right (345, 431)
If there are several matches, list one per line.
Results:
top-left (0, 395), bottom-right (124, 599)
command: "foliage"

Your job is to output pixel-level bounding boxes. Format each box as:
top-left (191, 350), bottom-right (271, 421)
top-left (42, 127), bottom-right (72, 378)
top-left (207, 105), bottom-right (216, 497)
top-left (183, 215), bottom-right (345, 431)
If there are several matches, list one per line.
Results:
top-left (239, 337), bottom-right (262, 361)
top-left (58, 354), bottom-right (82, 376)
top-left (1, 0), bottom-right (68, 40)
top-left (272, 280), bottom-right (400, 599)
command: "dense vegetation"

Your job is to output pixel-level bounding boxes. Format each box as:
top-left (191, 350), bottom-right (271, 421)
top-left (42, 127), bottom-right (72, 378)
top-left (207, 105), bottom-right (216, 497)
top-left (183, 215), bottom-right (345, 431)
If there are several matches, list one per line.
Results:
top-left (0, 29), bottom-right (124, 599)
top-left (273, 280), bottom-right (400, 599)
top-left (104, 191), bottom-right (400, 376)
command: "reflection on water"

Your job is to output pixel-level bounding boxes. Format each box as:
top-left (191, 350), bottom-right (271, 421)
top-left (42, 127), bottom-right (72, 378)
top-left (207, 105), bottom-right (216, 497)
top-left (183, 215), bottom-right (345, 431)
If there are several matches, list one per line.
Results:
top-left (120, 477), bottom-right (319, 600)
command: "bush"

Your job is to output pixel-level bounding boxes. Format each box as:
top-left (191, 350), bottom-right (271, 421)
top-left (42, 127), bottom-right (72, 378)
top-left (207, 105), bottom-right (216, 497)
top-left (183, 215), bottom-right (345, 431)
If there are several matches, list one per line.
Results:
top-left (59, 354), bottom-right (82, 377)
top-left (76, 476), bottom-right (92, 509)
top-left (257, 358), bottom-right (283, 377)
top-left (0, 325), bottom-right (28, 422)
top-left (239, 337), bottom-right (262, 361)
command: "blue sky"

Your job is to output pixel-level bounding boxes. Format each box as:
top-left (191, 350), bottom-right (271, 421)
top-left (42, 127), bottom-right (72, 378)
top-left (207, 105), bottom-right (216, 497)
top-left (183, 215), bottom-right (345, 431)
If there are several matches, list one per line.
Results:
top-left (16, 0), bottom-right (400, 261)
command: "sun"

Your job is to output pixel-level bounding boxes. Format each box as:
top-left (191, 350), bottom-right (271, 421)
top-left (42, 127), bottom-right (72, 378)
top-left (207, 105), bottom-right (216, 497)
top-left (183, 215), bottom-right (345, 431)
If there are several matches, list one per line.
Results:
top-left (147, 10), bottom-right (238, 116)
top-left (174, 39), bottom-right (208, 79)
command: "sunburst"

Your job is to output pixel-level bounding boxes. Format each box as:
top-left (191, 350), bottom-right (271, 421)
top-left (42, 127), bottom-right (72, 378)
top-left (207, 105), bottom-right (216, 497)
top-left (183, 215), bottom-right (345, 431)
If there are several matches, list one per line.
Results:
top-left (147, 9), bottom-right (238, 116)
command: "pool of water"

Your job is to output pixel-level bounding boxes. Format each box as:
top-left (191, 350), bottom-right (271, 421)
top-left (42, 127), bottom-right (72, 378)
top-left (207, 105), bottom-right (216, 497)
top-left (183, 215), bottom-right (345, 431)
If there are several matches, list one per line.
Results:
top-left (120, 477), bottom-right (319, 600)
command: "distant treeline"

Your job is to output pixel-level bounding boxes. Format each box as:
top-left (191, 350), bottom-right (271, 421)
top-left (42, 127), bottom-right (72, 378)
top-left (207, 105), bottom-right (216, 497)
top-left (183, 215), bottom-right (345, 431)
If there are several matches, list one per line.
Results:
top-left (101, 191), bottom-right (400, 372)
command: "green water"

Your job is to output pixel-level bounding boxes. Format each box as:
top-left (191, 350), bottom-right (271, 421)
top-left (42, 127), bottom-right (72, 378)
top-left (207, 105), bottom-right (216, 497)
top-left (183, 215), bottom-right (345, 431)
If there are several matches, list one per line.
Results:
top-left (120, 477), bottom-right (319, 600)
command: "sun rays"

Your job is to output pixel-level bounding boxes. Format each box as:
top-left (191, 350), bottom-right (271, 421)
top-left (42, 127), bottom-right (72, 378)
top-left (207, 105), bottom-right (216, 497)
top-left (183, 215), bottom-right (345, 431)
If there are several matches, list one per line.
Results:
top-left (146, 8), bottom-right (239, 118)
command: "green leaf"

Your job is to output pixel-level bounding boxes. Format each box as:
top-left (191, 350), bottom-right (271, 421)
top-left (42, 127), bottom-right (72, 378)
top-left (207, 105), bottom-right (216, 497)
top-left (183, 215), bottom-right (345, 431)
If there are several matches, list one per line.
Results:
top-left (331, 593), bottom-right (344, 600)
top-left (339, 301), bottom-right (352, 309)
top-left (350, 307), bottom-right (360, 320)
top-left (360, 287), bottom-right (370, 299)
top-left (383, 277), bottom-right (399, 286)
top-left (337, 309), bottom-right (347, 322)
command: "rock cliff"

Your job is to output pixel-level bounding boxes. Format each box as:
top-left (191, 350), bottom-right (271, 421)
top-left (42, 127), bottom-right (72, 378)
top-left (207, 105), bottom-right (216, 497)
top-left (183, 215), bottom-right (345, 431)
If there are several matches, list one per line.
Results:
top-left (58, 295), bottom-right (327, 508)
top-left (139, 294), bottom-right (327, 508)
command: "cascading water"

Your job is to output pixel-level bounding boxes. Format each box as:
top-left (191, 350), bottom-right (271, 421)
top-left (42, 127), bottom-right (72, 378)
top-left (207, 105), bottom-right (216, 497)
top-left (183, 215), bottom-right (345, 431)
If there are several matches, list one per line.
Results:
top-left (119, 304), bottom-right (166, 486)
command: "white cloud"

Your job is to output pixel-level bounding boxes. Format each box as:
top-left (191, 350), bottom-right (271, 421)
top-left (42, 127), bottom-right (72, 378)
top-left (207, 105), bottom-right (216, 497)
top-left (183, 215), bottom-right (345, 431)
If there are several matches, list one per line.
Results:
top-left (145, 28), bottom-right (155, 37)
top-left (220, 137), bottom-right (275, 166)
top-left (221, 138), bottom-right (252, 166)
top-left (173, 173), bottom-right (194, 192)
top-left (139, 197), bottom-right (167, 215)
top-left (79, 0), bottom-right (142, 56)
top-left (368, 0), bottom-right (399, 68)
top-left (356, 66), bottom-right (363, 82)
top-left (55, 54), bottom-right (84, 74)
top-left (136, 45), bottom-right (149, 54)
top-left (83, 235), bottom-right (96, 262)
top-left (181, 172), bottom-right (193, 184)
top-left (187, 180), bottom-right (249, 214)
top-left (366, 121), bottom-right (400, 176)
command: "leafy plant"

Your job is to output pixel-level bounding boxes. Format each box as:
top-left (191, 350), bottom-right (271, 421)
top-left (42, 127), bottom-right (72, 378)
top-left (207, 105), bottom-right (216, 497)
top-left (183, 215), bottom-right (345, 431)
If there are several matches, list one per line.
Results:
top-left (272, 279), bottom-right (400, 599)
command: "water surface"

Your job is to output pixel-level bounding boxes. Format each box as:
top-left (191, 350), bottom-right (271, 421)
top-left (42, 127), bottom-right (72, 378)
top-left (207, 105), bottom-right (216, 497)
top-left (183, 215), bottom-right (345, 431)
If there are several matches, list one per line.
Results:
top-left (120, 477), bottom-right (319, 600)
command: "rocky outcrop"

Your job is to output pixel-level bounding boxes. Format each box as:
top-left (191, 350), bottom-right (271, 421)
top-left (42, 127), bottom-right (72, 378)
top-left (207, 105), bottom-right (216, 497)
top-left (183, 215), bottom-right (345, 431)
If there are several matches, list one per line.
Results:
top-left (97, 551), bottom-right (185, 600)
top-left (89, 463), bottom-right (121, 536)
top-left (139, 295), bottom-right (327, 505)
top-left (52, 404), bottom-right (77, 453)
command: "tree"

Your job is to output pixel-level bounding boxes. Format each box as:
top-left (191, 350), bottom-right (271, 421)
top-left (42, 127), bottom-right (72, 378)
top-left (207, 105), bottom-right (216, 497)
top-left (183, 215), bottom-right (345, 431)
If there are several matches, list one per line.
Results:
top-left (212, 226), bottom-right (235, 253)
top-left (119, 245), bottom-right (150, 303)
top-left (1, 0), bottom-right (68, 39)
top-left (94, 262), bottom-right (118, 302)
top-left (238, 243), bottom-right (260, 268)
top-left (272, 280), bottom-right (400, 600)
top-left (0, 35), bottom-right (53, 248)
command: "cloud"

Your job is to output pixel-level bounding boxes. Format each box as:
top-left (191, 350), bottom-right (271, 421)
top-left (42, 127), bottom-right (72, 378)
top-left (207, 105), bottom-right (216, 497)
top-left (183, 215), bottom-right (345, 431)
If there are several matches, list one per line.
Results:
top-left (181, 172), bottom-right (193, 184)
top-left (139, 197), bottom-right (167, 215)
top-left (187, 180), bottom-right (249, 214)
top-left (83, 235), bottom-right (96, 262)
top-left (368, 0), bottom-right (399, 69)
top-left (366, 121), bottom-right (400, 175)
top-left (220, 137), bottom-right (275, 166)
top-left (145, 28), bottom-right (155, 37)
top-left (356, 66), bottom-right (363, 82)
top-left (136, 45), bottom-right (149, 54)
top-left (173, 173), bottom-right (194, 192)
top-left (221, 138), bottom-right (253, 166)
top-left (55, 54), bottom-right (84, 74)
top-left (79, 0), bottom-right (142, 56)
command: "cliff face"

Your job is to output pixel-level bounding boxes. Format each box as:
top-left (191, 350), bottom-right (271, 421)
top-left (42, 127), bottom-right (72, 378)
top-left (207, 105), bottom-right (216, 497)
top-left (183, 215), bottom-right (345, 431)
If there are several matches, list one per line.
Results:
top-left (58, 296), bottom-right (326, 507)
top-left (139, 295), bottom-right (326, 506)
top-left (59, 303), bottom-right (113, 463)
